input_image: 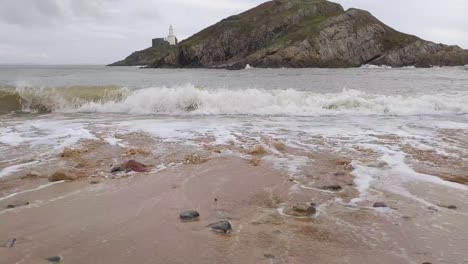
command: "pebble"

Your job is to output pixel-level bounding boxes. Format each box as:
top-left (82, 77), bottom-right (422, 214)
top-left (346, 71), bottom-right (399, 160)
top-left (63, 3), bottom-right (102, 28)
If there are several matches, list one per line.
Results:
top-left (207, 220), bottom-right (232, 233)
top-left (321, 185), bottom-right (342, 191)
top-left (373, 202), bottom-right (387, 208)
top-left (45, 256), bottom-right (63, 263)
top-left (110, 166), bottom-right (122, 173)
top-left (180, 210), bottom-right (200, 221)
top-left (6, 201), bottom-right (29, 209)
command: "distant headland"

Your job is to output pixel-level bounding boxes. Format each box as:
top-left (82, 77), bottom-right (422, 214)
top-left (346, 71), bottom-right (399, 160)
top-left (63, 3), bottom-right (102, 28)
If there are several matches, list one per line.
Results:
top-left (109, 0), bottom-right (468, 69)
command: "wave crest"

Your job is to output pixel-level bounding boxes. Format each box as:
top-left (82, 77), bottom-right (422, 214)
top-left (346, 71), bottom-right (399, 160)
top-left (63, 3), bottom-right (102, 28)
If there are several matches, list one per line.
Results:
top-left (0, 85), bottom-right (129, 113)
top-left (1, 84), bottom-right (467, 116)
top-left (77, 85), bottom-right (468, 116)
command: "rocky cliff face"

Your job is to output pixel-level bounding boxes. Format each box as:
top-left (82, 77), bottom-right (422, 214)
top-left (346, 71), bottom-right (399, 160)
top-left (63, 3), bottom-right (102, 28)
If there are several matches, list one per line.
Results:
top-left (110, 0), bottom-right (468, 68)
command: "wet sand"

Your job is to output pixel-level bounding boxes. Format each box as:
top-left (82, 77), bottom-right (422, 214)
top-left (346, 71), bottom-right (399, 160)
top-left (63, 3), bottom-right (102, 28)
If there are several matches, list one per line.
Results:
top-left (1, 137), bottom-right (468, 264)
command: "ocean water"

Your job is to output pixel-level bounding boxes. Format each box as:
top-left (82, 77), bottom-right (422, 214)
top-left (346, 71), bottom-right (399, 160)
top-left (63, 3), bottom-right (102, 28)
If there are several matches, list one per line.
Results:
top-left (1, 65), bottom-right (468, 208)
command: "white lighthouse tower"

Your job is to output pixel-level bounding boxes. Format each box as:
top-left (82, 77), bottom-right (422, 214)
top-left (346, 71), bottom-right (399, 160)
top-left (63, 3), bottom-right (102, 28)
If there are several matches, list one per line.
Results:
top-left (164, 25), bottom-right (178, 45)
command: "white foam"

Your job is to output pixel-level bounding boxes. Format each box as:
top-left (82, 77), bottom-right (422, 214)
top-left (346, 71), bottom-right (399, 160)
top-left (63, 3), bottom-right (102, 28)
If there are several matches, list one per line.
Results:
top-left (0, 119), bottom-right (95, 150)
top-left (360, 64), bottom-right (392, 69)
top-left (103, 136), bottom-right (126, 147)
top-left (350, 161), bottom-right (375, 204)
top-left (74, 86), bottom-right (468, 116)
top-left (0, 161), bottom-right (39, 178)
top-left (350, 144), bottom-right (468, 206)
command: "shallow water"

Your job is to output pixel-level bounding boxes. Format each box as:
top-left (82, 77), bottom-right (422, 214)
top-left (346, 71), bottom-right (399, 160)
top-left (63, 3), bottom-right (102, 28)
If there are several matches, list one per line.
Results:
top-left (1, 65), bottom-right (468, 194)
top-left (1, 65), bottom-right (468, 263)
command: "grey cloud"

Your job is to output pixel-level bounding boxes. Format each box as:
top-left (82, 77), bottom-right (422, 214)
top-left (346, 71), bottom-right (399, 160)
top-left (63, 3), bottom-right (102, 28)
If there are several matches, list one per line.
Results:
top-left (0, 0), bottom-right (466, 64)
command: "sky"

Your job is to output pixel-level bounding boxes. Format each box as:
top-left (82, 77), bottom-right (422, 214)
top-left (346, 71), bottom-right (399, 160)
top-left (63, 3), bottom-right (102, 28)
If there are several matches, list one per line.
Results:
top-left (0, 0), bottom-right (467, 65)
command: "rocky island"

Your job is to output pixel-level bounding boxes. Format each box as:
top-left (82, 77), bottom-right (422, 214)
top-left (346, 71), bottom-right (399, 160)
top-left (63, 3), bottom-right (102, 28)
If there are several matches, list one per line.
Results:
top-left (110, 0), bottom-right (468, 69)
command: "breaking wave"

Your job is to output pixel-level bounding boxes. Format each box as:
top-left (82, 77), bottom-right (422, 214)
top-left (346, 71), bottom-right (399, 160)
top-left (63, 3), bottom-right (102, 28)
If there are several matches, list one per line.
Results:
top-left (1, 84), bottom-right (468, 116)
top-left (0, 85), bottom-right (129, 114)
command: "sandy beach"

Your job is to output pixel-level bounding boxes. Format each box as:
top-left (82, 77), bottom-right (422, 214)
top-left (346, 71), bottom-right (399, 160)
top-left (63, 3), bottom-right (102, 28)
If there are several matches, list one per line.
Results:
top-left (1, 129), bottom-right (468, 264)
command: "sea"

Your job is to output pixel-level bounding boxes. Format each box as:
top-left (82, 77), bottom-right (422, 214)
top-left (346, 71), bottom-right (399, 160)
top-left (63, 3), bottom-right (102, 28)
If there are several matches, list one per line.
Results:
top-left (1, 65), bottom-right (468, 206)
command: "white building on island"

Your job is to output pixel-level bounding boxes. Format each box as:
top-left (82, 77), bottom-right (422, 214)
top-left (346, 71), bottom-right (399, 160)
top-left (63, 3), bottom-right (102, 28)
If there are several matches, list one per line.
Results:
top-left (164, 25), bottom-right (178, 45)
top-left (152, 25), bottom-right (178, 48)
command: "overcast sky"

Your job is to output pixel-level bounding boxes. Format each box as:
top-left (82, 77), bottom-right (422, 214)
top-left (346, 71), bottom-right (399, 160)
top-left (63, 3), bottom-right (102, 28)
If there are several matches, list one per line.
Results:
top-left (0, 0), bottom-right (467, 64)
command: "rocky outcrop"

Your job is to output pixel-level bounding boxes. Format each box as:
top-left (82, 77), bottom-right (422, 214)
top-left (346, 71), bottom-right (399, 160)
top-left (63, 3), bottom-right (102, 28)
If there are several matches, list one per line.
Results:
top-left (111, 0), bottom-right (467, 68)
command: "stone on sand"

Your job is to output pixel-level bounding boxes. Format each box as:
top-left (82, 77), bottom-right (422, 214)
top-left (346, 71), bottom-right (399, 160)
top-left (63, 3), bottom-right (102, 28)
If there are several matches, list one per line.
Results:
top-left (111, 160), bottom-right (149, 173)
top-left (373, 202), bottom-right (388, 208)
top-left (439, 205), bottom-right (457, 210)
top-left (207, 220), bottom-right (232, 233)
top-left (45, 256), bottom-right (63, 263)
top-left (180, 210), bottom-right (200, 221)
top-left (321, 185), bottom-right (342, 191)
top-left (123, 160), bottom-right (149, 172)
top-left (6, 201), bottom-right (29, 209)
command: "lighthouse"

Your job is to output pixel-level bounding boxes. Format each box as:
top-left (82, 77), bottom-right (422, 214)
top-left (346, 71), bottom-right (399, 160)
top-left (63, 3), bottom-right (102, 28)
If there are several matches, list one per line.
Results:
top-left (165, 25), bottom-right (178, 46)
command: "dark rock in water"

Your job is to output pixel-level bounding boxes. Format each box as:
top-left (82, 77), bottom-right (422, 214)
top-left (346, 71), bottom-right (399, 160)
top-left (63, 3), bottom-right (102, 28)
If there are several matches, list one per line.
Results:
top-left (427, 206), bottom-right (439, 212)
top-left (180, 210), bottom-right (200, 221)
top-left (112, 160), bottom-right (149, 173)
top-left (110, 166), bottom-right (122, 173)
top-left (2, 238), bottom-right (16, 248)
top-left (422, 262), bottom-right (432, 264)
top-left (321, 185), bottom-right (342, 191)
top-left (6, 201), bottom-right (29, 209)
top-left (207, 221), bottom-right (232, 233)
top-left (447, 205), bottom-right (457, 210)
top-left (264, 253), bottom-right (275, 259)
top-left (373, 202), bottom-right (387, 208)
top-left (284, 203), bottom-right (316, 217)
top-left (45, 256), bottom-right (63, 263)
top-left (90, 180), bottom-right (100, 185)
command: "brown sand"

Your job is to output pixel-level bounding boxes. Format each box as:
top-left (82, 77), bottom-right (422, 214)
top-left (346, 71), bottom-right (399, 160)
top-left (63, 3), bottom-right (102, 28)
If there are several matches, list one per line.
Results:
top-left (1, 138), bottom-right (468, 263)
